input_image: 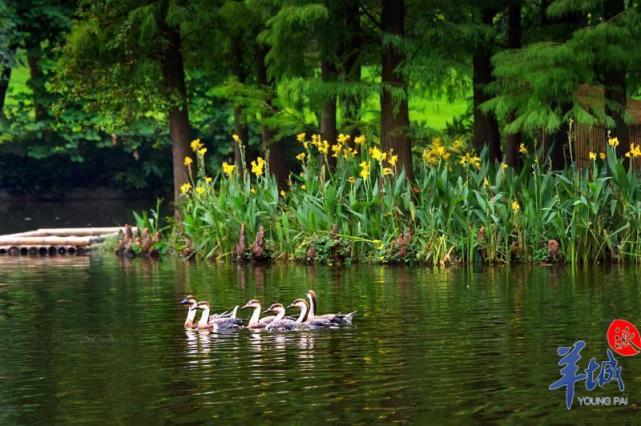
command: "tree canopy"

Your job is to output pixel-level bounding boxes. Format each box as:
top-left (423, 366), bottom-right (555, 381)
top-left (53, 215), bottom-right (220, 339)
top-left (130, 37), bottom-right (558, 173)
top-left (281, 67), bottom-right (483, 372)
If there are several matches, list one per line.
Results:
top-left (1, 0), bottom-right (641, 199)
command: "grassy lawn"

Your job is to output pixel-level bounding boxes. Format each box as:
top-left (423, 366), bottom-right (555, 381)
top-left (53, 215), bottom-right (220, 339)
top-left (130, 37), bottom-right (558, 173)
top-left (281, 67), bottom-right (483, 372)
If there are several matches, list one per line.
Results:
top-left (7, 60), bottom-right (470, 131)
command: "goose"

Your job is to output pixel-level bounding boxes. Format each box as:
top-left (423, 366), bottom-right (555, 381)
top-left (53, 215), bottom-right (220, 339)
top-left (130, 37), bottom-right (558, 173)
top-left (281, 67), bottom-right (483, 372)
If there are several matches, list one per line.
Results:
top-left (179, 295), bottom-right (199, 329)
top-left (196, 301), bottom-right (244, 332)
top-left (264, 303), bottom-right (297, 332)
top-left (306, 289), bottom-right (355, 325)
top-left (241, 299), bottom-right (268, 330)
top-left (288, 298), bottom-right (334, 329)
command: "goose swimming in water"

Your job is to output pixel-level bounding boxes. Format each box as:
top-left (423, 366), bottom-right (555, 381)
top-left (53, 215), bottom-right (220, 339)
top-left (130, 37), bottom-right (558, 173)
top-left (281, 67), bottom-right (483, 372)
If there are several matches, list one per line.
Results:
top-left (179, 295), bottom-right (199, 329)
top-left (196, 301), bottom-right (244, 332)
top-left (288, 298), bottom-right (334, 329)
top-left (306, 289), bottom-right (355, 326)
top-left (264, 303), bottom-right (298, 332)
top-left (241, 299), bottom-right (268, 330)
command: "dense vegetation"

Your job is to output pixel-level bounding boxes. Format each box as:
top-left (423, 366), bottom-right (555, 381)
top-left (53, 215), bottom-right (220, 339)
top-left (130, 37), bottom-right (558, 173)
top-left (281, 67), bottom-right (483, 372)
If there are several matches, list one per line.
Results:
top-left (174, 131), bottom-right (641, 265)
top-left (3, 0), bottom-right (641, 264)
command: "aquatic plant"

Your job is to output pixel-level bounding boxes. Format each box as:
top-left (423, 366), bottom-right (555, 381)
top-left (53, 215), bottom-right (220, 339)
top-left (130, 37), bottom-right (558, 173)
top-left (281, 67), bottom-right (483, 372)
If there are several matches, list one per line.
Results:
top-left (172, 133), bottom-right (641, 266)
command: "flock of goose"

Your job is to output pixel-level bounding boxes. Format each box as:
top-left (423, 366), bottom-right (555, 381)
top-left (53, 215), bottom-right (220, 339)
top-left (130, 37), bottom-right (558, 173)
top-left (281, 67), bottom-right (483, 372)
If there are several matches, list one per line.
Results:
top-left (180, 290), bottom-right (355, 333)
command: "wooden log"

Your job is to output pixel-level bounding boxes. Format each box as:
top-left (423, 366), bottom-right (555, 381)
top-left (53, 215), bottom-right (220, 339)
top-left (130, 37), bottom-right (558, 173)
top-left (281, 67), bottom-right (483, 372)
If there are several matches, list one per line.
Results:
top-left (0, 226), bottom-right (136, 238)
top-left (0, 236), bottom-right (103, 246)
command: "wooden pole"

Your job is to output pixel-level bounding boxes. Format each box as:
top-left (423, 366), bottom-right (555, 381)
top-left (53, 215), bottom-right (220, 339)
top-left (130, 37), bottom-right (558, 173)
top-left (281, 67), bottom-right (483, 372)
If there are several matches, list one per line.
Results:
top-left (0, 236), bottom-right (104, 246)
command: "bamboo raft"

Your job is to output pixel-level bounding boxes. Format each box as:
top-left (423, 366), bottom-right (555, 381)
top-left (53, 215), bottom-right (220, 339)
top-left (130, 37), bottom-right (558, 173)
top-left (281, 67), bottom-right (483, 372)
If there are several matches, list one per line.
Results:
top-left (0, 227), bottom-right (132, 256)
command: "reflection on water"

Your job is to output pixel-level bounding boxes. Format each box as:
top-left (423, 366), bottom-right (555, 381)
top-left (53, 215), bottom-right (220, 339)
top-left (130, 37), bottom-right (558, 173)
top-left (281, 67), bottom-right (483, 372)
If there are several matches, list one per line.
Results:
top-left (1, 258), bottom-right (641, 423)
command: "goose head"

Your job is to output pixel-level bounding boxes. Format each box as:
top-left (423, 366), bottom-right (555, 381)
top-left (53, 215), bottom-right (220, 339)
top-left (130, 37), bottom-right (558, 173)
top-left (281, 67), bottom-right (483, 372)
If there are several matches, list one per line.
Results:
top-left (288, 298), bottom-right (309, 323)
top-left (179, 295), bottom-right (198, 310)
top-left (288, 298), bottom-right (308, 310)
top-left (264, 303), bottom-right (285, 314)
top-left (306, 289), bottom-right (317, 305)
top-left (196, 301), bottom-right (211, 310)
top-left (241, 299), bottom-right (261, 310)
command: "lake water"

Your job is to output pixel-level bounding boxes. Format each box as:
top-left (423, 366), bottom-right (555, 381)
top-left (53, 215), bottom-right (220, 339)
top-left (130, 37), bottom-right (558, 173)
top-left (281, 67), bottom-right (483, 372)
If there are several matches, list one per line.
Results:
top-left (1, 257), bottom-right (641, 424)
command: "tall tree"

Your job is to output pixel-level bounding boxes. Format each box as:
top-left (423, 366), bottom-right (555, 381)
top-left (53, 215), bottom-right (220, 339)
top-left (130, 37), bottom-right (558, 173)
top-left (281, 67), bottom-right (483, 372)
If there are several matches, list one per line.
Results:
top-left (61, 0), bottom-right (201, 204)
top-left (602, 0), bottom-right (629, 157)
top-left (504, 0), bottom-right (521, 168)
top-left (157, 0), bottom-right (192, 203)
top-left (380, 0), bottom-right (412, 178)
top-left (472, 6), bottom-right (501, 162)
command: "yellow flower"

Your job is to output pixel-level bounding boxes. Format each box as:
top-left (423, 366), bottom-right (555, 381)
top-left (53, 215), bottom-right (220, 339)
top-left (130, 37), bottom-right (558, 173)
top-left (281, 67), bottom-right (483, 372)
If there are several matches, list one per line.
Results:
top-left (599, 152), bottom-right (606, 160)
top-left (190, 139), bottom-right (203, 152)
top-left (251, 157), bottom-right (265, 176)
top-left (338, 133), bottom-right (350, 144)
top-left (195, 186), bottom-right (205, 195)
top-left (629, 143), bottom-right (641, 158)
top-left (501, 162), bottom-right (508, 170)
top-left (296, 152), bottom-right (306, 162)
top-left (197, 147), bottom-right (207, 156)
top-left (222, 161), bottom-right (236, 176)
top-left (296, 132), bottom-right (306, 143)
top-left (434, 145), bottom-right (450, 160)
top-left (348, 176), bottom-right (356, 185)
top-left (608, 136), bottom-right (620, 148)
top-left (383, 167), bottom-right (393, 176)
top-left (519, 143), bottom-right (528, 154)
top-left (588, 151), bottom-right (597, 161)
top-left (180, 182), bottom-right (191, 194)
top-left (232, 134), bottom-right (241, 144)
top-left (331, 144), bottom-right (342, 158)
top-left (370, 147), bottom-right (386, 161)
top-left (483, 177), bottom-right (490, 188)
top-left (184, 156), bottom-right (193, 167)
top-left (318, 140), bottom-right (329, 155)
top-left (311, 134), bottom-right (321, 146)
top-left (458, 153), bottom-right (481, 169)
top-left (301, 184), bottom-right (306, 191)
top-left (250, 187), bottom-right (256, 194)
top-left (343, 148), bottom-right (358, 159)
top-left (280, 190), bottom-right (286, 197)
top-left (511, 200), bottom-right (520, 213)
top-left (205, 176), bottom-right (213, 183)
top-left (354, 135), bottom-right (366, 145)
top-left (359, 161), bottom-right (370, 179)
top-left (388, 154), bottom-right (398, 167)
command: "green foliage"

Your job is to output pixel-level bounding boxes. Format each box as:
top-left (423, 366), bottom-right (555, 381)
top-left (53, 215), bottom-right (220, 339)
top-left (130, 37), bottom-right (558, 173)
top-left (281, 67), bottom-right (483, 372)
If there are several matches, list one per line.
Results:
top-left (173, 130), bottom-right (641, 266)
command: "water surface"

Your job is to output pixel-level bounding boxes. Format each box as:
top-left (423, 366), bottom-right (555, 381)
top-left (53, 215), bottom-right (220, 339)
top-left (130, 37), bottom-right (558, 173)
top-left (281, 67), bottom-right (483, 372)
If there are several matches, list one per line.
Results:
top-left (1, 257), bottom-right (641, 424)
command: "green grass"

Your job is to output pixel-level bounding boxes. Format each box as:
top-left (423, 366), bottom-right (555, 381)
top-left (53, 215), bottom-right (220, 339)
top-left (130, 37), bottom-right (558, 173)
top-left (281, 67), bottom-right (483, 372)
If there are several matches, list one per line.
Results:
top-left (5, 59), bottom-right (31, 109)
top-left (6, 57), bottom-right (470, 131)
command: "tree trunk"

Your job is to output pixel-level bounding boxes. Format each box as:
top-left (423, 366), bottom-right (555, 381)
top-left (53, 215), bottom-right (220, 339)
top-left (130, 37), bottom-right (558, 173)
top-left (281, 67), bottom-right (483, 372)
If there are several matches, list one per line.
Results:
top-left (256, 43), bottom-right (288, 186)
top-left (472, 8), bottom-right (501, 162)
top-left (232, 37), bottom-right (248, 177)
top-left (341, 0), bottom-right (361, 138)
top-left (380, 0), bottom-right (412, 179)
top-left (158, 4), bottom-right (191, 205)
top-left (26, 48), bottom-right (48, 121)
top-left (604, 0), bottom-right (629, 157)
top-left (505, 1), bottom-right (522, 168)
top-left (0, 64), bottom-right (11, 114)
top-left (545, 117), bottom-right (569, 169)
top-left (320, 60), bottom-right (337, 167)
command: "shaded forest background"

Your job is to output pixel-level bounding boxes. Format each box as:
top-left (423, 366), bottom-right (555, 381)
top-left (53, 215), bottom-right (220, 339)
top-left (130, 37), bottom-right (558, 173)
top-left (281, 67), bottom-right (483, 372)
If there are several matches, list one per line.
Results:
top-left (0, 0), bottom-right (639, 199)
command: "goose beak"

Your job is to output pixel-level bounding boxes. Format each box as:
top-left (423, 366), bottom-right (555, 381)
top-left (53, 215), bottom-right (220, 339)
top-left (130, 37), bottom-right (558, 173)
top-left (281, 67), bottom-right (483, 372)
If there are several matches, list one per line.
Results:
top-left (262, 308), bottom-right (271, 314)
top-left (179, 298), bottom-right (189, 305)
top-left (287, 303), bottom-right (295, 308)
top-left (241, 302), bottom-right (251, 309)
